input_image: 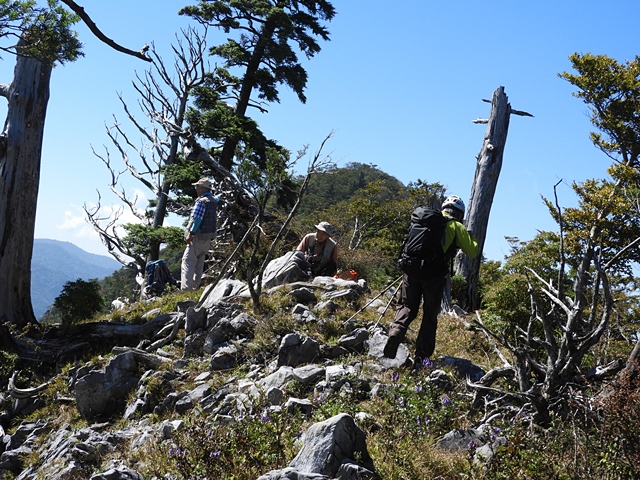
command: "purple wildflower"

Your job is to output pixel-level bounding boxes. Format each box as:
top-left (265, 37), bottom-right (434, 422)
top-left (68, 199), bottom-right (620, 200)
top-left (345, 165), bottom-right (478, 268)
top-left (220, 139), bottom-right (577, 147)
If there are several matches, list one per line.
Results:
top-left (260, 412), bottom-right (271, 423)
top-left (210, 450), bottom-right (221, 459)
top-left (422, 357), bottom-right (434, 369)
top-left (169, 447), bottom-right (175, 455)
top-left (424, 414), bottom-right (430, 423)
top-left (416, 414), bottom-right (422, 425)
top-left (441, 396), bottom-right (451, 406)
top-left (468, 440), bottom-right (478, 449)
top-left (414, 385), bottom-right (423, 393)
top-left (391, 371), bottom-right (400, 383)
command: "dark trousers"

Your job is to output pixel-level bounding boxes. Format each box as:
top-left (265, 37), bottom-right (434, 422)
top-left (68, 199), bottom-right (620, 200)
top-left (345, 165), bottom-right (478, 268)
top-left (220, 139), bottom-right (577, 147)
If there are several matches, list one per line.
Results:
top-left (389, 272), bottom-right (446, 359)
top-left (312, 259), bottom-right (337, 277)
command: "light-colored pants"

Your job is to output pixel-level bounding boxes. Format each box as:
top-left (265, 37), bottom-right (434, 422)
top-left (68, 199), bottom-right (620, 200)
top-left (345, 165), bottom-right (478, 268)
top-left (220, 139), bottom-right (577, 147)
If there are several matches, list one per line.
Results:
top-left (181, 234), bottom-right (214, 290)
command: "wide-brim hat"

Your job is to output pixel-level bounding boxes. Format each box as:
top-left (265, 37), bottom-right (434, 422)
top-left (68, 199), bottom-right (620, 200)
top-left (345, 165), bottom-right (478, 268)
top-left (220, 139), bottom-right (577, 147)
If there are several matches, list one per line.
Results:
top-left (315, 221), bottom-right (334, 237)
top-left (192, 177), bottom-right (213, 190)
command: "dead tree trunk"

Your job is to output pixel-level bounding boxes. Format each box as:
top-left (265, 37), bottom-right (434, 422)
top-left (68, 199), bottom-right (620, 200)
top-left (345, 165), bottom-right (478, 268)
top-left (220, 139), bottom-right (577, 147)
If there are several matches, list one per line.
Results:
top-left (0, 43), bottom-right (52, 329)
top-left (454, 86), bottom-right (532, 311)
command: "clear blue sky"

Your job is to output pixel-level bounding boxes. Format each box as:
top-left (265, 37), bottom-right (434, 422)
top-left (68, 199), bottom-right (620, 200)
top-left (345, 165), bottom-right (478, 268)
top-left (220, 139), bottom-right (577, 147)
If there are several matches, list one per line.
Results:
top-left (4, 1), bottom-right (639, 263)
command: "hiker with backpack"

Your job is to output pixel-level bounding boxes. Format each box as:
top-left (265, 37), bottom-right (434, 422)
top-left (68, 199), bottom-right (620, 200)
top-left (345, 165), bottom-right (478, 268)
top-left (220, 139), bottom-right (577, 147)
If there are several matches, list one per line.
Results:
top-left (181, 177), bottom-right (220, 291)
top-left (296, 221), bottom-right (338, 277)
top-left (383, 195), bottom-right (478, 366)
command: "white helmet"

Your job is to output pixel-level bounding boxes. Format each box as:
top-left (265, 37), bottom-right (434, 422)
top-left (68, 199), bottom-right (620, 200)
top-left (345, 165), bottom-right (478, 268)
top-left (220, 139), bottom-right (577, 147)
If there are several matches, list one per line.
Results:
top-left (442, 195), bottom-right (465, 214)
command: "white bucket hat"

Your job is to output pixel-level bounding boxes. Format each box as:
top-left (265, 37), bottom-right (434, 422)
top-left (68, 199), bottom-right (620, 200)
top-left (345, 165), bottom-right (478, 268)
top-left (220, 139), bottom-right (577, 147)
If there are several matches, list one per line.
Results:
top-left (192, 177), bottom-right (213, 190)
top-left (315, 221), bottom-right (334, 236)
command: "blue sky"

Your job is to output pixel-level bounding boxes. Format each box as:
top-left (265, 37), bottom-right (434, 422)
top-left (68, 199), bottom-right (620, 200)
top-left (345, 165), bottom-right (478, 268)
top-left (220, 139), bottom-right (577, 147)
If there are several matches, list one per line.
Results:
top-left (4, 1), bottom-right (639, 263)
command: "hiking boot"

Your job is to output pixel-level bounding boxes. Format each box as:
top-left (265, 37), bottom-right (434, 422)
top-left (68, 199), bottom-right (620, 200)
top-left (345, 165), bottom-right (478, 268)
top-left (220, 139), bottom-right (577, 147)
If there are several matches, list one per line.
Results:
top-left (383, 334), bottom-right (401, 359)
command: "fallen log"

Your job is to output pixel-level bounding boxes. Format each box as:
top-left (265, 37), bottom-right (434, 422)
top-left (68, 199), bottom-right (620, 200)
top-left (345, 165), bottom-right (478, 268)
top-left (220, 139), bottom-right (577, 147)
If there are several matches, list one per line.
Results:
top-left (11, 314), bottom-right (176, 364)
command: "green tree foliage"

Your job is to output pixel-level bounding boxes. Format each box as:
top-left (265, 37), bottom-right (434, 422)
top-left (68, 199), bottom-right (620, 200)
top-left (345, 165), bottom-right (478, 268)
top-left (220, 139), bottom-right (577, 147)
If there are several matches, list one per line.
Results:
top-left (559, 53), bottom-right (640, 166)
top-left (120, 223), bottom-right (185, 265)
top-left (556, 54), bottom-right (640, 339)
top-left (295, 162), bottom-right (405, 217)
top-left (180, 0), bottom-right (336, 171)
top-left (482, 232), bottom-right (561, 337)
top-left (98, 267), bottom-right (138, 304)
top-left (0, 0), bottom-right (82, 64)
top-left (53, 278), bottom-right (104, 326)
top-left (544, 164), bottom-right (640, 279)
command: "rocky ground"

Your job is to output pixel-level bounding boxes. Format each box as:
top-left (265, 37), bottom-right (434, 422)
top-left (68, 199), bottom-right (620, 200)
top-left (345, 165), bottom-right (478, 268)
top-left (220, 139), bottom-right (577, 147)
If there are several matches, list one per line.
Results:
top-left (0, 276), bottom-right (501, 479)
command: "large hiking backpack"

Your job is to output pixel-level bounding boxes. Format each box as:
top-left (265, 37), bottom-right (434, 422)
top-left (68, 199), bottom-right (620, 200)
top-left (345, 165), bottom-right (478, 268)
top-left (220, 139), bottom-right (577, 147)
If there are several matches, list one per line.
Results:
top-left (144, 260), bottom-right (177, 296)
top-left (397, 207), bottom-right (453, 276)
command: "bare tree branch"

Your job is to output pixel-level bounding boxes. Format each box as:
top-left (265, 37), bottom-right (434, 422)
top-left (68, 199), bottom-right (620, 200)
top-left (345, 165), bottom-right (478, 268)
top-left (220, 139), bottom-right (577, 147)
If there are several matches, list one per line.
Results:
top-left (60, 0), bottom-right (151, 62)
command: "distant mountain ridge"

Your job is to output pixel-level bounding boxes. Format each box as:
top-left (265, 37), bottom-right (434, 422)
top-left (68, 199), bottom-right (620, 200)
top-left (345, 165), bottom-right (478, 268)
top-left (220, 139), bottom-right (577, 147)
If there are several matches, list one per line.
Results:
top-left (32, 239), bottom-right (121, 319)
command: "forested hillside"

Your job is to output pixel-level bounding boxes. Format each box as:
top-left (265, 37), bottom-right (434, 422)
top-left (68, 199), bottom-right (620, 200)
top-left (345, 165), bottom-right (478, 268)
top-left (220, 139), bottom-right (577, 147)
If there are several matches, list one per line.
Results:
top-left (31, 239), bottom-right (120, 318)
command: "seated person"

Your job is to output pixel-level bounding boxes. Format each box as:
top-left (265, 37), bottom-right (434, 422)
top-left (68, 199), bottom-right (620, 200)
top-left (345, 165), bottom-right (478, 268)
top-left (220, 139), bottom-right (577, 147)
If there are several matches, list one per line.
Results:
top-left (296, 221), bottom-right (338, 277)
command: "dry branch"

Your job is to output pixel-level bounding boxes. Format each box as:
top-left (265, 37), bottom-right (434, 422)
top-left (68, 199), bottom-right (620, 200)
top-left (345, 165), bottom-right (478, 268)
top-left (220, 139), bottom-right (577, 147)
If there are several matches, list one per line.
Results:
top-left (60, 0), bottom-right (151, 62)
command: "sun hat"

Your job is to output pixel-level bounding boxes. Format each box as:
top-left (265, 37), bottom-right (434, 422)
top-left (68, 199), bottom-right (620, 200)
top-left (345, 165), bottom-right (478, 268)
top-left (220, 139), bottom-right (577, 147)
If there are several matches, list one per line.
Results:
top-left (192, 177), bottom-right (213, 190)
top-left (315, 221), bottom-right (334, 236)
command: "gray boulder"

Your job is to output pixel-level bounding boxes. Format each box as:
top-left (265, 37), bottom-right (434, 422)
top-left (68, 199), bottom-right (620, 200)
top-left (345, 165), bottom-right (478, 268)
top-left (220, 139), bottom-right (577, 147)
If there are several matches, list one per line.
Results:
top-left (200, 279), bottom-right (249, 308)
top-left (258, 366), bottom-right (295, 392)
top-left (367, 332), bottom-right (411, 369)
top-left (285, 397), bottom-right (313, 417)
top-left (292, 304), bottom-right (317, 324)
top-left (314, 300), bottom-right (338, 313)
top-left (278, 333), bottom-right (320, 367)
top-left (207, 312), bottom-right (257, 345)
top-left (289, 287), bottom-right (317, 304)
top-left (292, 365), bottom-right (325, 387)
top-left (320, 288), bottom-right (359, 302)
top-left (74, 352), bottom-right (140, 421)
top-left (210, 343), bottom-right (239, 371)
top-left (262, 251), bottom-right (311, 289)
top-left (338, 328), bottom-right (369, 352)
top-left (184, 305), bottom-right (208, 333)
top-left (288, 413), bottom-right (375, 476)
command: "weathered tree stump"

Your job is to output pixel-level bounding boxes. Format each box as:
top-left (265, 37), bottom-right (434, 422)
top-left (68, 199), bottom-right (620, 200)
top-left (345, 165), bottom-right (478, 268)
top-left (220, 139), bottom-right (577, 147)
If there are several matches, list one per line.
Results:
top-left (455, 86), bottom-right (532, 310)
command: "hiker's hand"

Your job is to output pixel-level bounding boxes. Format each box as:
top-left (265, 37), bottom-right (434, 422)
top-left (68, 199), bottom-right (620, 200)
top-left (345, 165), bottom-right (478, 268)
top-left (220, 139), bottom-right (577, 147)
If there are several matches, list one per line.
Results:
top-left (185, 232), bottom-right (194, 245)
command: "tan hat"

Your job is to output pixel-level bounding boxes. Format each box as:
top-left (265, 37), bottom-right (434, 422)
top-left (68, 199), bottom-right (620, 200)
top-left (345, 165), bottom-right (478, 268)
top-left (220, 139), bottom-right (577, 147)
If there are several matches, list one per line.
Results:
top-left (192, 177), bottom-right (213, 190)
top-left (315, 221), bottom-right (334, 236)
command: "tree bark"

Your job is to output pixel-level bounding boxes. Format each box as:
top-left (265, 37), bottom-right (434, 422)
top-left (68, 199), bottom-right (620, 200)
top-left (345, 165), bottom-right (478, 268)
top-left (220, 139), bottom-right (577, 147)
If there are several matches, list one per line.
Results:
top-left (455, 86), bottom-right (511, 311)
top-left (0, 42), bottom-right (52, 329)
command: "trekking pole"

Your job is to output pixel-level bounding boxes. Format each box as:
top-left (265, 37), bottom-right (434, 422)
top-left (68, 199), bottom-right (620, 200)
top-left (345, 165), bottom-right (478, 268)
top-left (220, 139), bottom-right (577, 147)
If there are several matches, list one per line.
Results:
top-left (342, 275), bottom-right (403, 326)
top-left (373, 280), bottom-right (401, 329)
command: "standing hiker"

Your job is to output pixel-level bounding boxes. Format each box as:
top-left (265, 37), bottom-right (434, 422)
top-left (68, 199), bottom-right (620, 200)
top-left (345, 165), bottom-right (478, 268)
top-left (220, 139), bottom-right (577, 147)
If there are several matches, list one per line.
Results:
top-left (296, 221), bottom-right (338, 277)
top-left (383, 196), bottom-right (478, 366)
top-left (181, 177), bottom-right (219, 290)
